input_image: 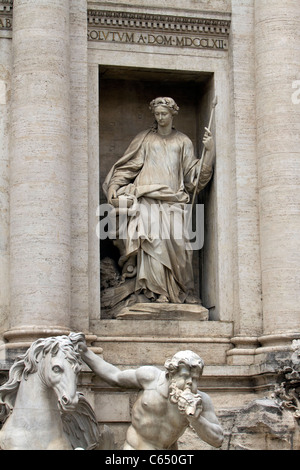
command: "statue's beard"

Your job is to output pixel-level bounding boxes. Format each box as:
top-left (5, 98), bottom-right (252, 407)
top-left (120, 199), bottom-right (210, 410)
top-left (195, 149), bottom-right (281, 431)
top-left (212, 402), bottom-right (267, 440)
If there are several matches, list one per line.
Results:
top-left (168, 379), bottom-right (202, 416)
top-left (168, 380), bottom-right (190, 404)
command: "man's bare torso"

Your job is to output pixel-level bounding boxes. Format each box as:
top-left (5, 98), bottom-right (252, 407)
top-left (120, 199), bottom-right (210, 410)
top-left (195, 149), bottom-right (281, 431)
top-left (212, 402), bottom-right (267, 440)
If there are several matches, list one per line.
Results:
top-left (124, 371), bottom-right (188, 450)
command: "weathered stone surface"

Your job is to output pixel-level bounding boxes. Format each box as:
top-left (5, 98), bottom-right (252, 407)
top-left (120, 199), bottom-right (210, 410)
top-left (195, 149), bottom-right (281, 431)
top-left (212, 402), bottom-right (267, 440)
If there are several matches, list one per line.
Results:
top-left (219, 398), bottom-right (300, 450)
top-left (117, 303), bottom-right (209, 321)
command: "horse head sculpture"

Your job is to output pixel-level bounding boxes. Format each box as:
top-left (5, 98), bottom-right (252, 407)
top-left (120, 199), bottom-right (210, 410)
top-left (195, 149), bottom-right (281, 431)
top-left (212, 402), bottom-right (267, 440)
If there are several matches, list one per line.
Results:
top-left (0, 333), bottom-right (111, 450)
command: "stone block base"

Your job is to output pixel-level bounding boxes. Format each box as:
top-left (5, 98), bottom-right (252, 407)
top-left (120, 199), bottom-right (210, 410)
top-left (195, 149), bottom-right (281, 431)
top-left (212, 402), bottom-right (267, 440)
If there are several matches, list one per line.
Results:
top-left (116, 302), bottom-right (209, 321)
top-left (90, 319), bottom-right (233, 366)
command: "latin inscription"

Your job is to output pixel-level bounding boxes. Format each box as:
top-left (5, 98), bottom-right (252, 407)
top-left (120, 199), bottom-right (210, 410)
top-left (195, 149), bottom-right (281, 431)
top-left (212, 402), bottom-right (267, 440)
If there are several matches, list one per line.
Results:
top-left (87, 30), bottom-right (228, 51)
top-left (87, 10), bottom-right (230, 52)
top-left (0, 17), bottom-right (11, 29)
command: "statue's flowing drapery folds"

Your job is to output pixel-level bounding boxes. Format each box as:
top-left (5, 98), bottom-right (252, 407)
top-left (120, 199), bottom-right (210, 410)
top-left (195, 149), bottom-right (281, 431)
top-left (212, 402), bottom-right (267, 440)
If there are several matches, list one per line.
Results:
top-left (103, 128), bottom-right (213, 303)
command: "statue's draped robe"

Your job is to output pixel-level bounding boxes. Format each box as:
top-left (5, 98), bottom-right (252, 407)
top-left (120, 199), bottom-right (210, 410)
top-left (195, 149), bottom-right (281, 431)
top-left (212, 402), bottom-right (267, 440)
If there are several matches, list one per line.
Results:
top-left (103, 128), bottom-right (213, 303)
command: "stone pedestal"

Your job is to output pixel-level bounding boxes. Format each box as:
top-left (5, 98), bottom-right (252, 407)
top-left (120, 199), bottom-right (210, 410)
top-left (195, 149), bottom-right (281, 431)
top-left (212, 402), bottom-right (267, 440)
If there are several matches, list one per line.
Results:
top-left (89, 319), bottom-right (233, 366)
top-left (116, 303), bottom-right (209, 321)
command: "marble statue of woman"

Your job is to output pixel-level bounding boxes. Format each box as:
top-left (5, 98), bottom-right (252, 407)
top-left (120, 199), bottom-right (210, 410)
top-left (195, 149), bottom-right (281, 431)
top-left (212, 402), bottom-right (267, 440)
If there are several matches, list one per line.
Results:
top-left (103, 97), bottom-right (215, 305)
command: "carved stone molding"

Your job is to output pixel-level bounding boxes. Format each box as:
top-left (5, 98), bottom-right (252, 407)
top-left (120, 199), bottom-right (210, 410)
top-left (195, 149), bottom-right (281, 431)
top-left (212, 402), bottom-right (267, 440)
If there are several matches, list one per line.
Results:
top-left (0, 0), bottom-right (12, 37)
top-left (0, 0), bottom-right (12, 11)
top-left (87, 9), bottom-right (231, 51)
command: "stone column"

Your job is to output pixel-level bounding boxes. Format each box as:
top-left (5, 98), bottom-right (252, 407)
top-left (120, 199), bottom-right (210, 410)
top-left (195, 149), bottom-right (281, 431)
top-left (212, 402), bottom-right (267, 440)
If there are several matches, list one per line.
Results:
top-left (0, 11), bottom-right (12, 341)
top-left (255, 0), bottom-right (300, 353)
top-left (6, 0), bottom-right (72, 348)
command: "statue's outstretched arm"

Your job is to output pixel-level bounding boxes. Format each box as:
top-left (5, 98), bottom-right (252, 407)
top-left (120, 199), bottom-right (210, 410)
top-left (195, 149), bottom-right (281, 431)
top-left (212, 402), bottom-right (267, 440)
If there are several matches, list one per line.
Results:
top-left (80, 345), bottom-right (157, 389)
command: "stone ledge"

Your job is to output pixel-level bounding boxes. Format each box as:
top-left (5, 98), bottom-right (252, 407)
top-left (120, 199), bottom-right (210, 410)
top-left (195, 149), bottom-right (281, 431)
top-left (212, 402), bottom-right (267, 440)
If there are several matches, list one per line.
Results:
top-left (116, 302), bottom-right (209, 321)
top-left (90, 318), bottom-right (233, 338)
top-left (89, 318), bottom-right (234, 365)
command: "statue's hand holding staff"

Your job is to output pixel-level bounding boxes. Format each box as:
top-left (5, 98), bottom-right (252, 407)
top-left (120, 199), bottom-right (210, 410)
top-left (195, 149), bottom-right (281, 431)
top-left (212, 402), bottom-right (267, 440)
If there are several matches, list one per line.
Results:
top-left (202, 127), bottom-right (214, 152)
top-left (190, 96), bottom-right (217, 210)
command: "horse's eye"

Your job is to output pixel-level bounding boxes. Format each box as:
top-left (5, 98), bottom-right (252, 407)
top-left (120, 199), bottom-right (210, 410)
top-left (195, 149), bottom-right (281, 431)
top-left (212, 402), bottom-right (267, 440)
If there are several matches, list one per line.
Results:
top-left (52, 365), bottom-right (63, 373)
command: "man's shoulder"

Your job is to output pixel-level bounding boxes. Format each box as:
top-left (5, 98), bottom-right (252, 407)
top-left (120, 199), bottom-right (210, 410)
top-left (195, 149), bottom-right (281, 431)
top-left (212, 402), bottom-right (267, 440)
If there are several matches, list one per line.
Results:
top-left (135, 365), bottom-right (162, 385)
top-left (198, 390), bottom-right (214, 408)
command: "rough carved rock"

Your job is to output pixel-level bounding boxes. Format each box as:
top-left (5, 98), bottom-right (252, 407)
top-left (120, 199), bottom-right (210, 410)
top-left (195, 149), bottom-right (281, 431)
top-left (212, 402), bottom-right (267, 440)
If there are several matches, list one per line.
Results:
top-left (219, 341), bottom-right (300, 450)
top-left (220, 398), bottom-right (299, 450)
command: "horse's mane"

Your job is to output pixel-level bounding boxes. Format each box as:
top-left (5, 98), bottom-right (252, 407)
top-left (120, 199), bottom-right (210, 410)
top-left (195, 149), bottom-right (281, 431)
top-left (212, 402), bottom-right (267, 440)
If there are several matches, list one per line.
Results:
top-left (0, 332), bottom-right (84, 421)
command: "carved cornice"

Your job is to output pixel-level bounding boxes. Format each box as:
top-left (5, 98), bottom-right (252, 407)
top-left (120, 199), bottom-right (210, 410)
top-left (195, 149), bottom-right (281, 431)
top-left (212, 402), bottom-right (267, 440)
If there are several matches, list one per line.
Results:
top-left (87, 9), bottom-right (230, 51)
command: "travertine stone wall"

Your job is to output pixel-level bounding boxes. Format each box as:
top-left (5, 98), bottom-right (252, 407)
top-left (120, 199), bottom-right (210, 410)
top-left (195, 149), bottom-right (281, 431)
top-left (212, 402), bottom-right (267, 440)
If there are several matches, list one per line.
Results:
top-left (255, 0), bottom-right (300, 347)
top-left (8, 0), bottom-right (72, 342)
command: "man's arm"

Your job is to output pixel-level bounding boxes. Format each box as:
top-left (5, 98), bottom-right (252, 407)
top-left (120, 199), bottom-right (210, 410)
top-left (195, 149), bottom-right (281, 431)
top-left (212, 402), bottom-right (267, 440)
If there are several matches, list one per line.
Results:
top-left (80, 344), bottom-right (158, 389)
top-left (186, 392), bottom-right (224, 448)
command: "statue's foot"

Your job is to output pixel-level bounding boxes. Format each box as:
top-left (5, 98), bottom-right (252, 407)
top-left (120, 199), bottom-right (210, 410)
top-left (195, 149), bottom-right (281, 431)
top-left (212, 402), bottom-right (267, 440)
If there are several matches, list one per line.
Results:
top-left (185, 293), bottom-right (202, 304)
top-left (156, 295), bottom-right (169, 303)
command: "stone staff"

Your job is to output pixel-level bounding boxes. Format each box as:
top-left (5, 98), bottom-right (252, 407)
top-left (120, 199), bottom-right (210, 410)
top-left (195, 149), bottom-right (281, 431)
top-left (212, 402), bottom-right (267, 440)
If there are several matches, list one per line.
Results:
top-left (190, 95), bottom-right (218, 210)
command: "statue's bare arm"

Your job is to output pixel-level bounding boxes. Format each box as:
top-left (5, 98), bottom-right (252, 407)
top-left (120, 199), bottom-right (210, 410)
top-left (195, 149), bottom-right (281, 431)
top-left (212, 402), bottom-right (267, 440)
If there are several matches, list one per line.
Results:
top-left (79, 345), bottom-right (159, 389)
top-left (187, 392), bottom-right (224, 448)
